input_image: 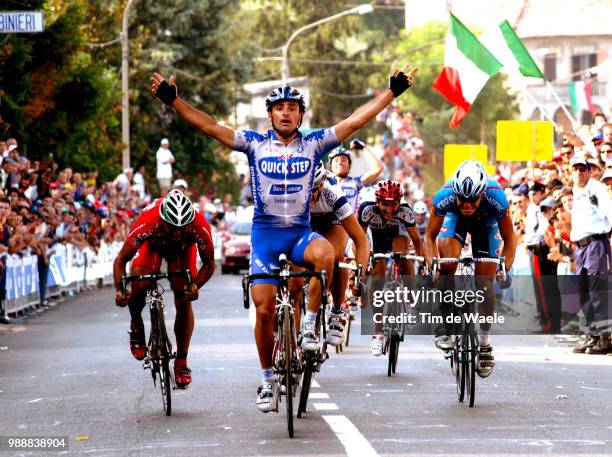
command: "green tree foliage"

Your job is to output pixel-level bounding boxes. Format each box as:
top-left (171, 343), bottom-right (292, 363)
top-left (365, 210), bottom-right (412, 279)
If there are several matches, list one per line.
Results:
top-left (235, 1), bottom-right (403, 129)
top-left (0, 0), bottom-right (121, 177)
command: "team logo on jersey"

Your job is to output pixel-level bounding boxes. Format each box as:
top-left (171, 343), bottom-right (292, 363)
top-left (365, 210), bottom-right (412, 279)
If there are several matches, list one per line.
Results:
top-left (269, 183), bottom-right (303, 195)
top-left (258, 157), bottom-right (311, 180)
top-left (440, 226), bottom-right (448, 234)
top-left (342, 186), bottom-right (357, 198)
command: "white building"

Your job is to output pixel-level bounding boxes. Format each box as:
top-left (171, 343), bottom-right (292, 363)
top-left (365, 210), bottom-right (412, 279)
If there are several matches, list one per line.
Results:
top-left (404, 0), bottom-right (612, 127)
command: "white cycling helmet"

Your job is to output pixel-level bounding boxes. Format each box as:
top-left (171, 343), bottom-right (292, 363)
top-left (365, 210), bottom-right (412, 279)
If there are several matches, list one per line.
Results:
top-left (313, 162), bottom-right (327, 188)
top-left (159, 189), bottom-right (195, 227)
top-left (413, 201), bottom-right (428, 214)
top-left (452, 160), bottom-right (488, 200)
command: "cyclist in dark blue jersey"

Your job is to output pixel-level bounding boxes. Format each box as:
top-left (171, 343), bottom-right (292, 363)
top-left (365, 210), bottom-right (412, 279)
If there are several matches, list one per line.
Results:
top-left (151, 65), bottom-right (417, 412)
top-left (424, 160), bottom-right (517, 377)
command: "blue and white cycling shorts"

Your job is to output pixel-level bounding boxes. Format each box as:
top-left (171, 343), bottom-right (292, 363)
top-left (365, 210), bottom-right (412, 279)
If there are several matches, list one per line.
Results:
top-left (438, 212), bottom-right (502, 258)
top-left (250, 226), bottom-right (323, 285)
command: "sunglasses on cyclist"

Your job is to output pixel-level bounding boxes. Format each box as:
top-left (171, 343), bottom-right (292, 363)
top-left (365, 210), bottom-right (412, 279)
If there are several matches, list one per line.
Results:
top-left (456, 195), bottom-right (481, 204)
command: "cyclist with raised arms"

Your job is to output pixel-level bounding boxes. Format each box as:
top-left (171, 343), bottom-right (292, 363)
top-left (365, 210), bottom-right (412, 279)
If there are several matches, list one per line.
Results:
top-left (150, 64), bottom-right (416, 412)
top-left (328, 139), bottom-right (384, 213)
top-left (113, 190), bottom-right (215, 389)
top-left (358, 180), bottom-right (424, 356)
top-left (309, 162), bottom-right (370, 346)
top-left (423, 160), bottom-right (517, 378)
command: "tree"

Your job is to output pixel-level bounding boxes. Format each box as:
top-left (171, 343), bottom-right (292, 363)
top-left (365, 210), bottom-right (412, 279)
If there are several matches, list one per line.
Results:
top-left (122, 0), bottom-right (251, 198)
top-left (0, 1), bottom-right (122, 178)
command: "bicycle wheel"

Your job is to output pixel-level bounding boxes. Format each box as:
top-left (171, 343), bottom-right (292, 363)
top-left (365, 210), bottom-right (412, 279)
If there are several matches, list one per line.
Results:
top-left (456, 336), bottom-right (466, 403)
top-left (297, 358), bottom-right (314, 417)
top-left (160, 358), bottom-right (172, 416)
top-left (466, 330), bottom-right (477, 408)
top-left (392, 335), bottom-right (400, 374)
top-left (156, 304), bottom-right (173, 416)
top-left (345, 310), bottom-right (352, 347)
top-left (283, 307), bottom-right (294, 438)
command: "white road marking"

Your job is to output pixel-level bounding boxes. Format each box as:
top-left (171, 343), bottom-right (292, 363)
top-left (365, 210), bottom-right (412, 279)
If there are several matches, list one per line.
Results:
top-left (311, 379), bottom-right (320, 388)
top-left (313, 403), bottom-right (338, 411)
top-left (309, 392), bottom-right (329, 399)
top-left (323, 415), bottom-right (380, 457)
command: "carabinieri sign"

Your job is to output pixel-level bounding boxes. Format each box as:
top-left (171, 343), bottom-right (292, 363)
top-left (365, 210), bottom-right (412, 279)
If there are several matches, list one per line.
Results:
top-left (0, 11), bottom-right (44, 33)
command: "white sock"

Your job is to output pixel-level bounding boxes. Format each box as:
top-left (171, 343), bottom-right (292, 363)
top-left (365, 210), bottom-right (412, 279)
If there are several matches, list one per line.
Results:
top-left (479, 331), bottom-right (491, 346)
top-left (261, 368), bottom-right (274, 384)
top-left (305, 311), bottom-right (317, 323)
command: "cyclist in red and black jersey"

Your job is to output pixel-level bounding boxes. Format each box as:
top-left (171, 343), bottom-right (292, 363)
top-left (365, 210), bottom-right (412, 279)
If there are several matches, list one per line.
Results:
top-left (113, 190), bottom-right (215, 388)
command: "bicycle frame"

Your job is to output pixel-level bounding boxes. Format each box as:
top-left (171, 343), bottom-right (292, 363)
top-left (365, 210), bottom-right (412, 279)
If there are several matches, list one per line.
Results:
top-left (121, 270), bottom-right (192, 416)
top-left (242, 255), bottom-right (327, 438)
top-left (432, 256), bottom-right (505, 407)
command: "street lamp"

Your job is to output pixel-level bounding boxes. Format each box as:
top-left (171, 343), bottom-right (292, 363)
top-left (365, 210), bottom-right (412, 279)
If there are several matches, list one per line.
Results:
top-left (121, 0), bottom-right (139, 170)
top-left (280, 4), bottom-right (374, 85)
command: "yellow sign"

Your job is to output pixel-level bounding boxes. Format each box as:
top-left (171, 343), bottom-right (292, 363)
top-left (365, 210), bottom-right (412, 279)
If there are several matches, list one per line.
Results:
top-left (443, 145), bottom-right (488, 181)
top-left (496, 120), bottom-right (553, 162)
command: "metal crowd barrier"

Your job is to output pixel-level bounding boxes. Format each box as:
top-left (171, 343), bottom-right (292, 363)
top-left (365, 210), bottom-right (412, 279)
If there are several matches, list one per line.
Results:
top-left (1, 241), bottom-right (121, 317)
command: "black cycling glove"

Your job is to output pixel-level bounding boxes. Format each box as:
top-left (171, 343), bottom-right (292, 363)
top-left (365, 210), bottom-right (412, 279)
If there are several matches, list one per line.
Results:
top-left (350, 139), bottom-right (365, 150)
top-left (156, 80), bottom-right (178, 107)
top-left (389, 71), bottom-right (412, 97)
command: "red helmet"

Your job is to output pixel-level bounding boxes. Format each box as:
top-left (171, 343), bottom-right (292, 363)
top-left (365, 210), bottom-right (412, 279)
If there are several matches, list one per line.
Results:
top-left (375, 180), bottom-right (402, 202)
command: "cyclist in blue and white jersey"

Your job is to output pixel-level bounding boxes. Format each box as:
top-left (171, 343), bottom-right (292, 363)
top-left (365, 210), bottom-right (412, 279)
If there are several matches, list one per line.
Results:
top-left (413, 201), bottom-right (429, 239)
top-left (328, 139), bottom-right (384, 213)
top-left (151, 65), bottom-right (417, 412)
top-left (309, 163), bottom-right (370, 346)
top-left (423, 160), bottom-right (517, 378)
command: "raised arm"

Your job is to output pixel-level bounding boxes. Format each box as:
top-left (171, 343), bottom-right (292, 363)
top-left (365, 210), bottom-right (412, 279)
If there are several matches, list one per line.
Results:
top-left (334, 66), bottom-right (416, 143)
top-left (360, 145), bottom-right (384, 185)
top-left (150, 73), bottom-right (235, 149)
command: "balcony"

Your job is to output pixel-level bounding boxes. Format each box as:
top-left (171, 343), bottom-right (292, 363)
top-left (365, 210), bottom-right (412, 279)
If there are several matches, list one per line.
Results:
top-left (526, 80), bottom-right (607, 100)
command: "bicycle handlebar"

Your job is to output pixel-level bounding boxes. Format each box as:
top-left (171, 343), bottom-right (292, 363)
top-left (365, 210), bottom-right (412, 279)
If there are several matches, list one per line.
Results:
top-left (432, 256), bottom-right (507, 279)
top-left (121, 270), bottom-right (192, 294)
top-left (242, 269), bottom-right (328, 309)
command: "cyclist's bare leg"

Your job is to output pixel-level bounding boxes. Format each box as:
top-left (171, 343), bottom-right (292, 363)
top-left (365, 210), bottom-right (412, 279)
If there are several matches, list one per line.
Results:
top-left (325, 225), bottom-right (349, 308)
top-left (434, 237), bottom-right (462, 347)
top-left (127, 265), bottom-right (153, 323)
top-left (170, 277), bottom-right (194, 357)
top-left (288, 275), bottom-right (305, 335)
top-left (474, 263), bottom-right (497, 334)
top-left (251, 284), bottom-right (277, 368)
top-left (436, 237), bottom-right (461, 275)
top-left (303, 237), bottom-right (335, 314)
top-left (392, 235), bottom-right (414, 276)
top-left (369, 259), bottom-right (387, 335)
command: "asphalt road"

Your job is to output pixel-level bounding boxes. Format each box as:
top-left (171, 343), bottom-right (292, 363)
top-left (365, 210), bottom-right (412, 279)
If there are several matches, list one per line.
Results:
top-left (1, 271), bottom-right (611, 457)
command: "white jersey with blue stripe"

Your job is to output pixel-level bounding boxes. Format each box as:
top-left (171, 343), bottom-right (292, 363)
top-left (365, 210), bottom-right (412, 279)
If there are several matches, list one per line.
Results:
top-left (234, 128), bottom-right (340, 228)
top-left (311, 176), bottom-right (353, 221)
top-left (332, 174), bottom-right (364, 213)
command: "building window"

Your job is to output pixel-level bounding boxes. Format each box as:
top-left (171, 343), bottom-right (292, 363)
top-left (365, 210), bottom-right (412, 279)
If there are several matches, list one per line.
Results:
top-left (544, 54), bottom-right (557, 81)
top-left (571, 53), bottom-right (597, 81)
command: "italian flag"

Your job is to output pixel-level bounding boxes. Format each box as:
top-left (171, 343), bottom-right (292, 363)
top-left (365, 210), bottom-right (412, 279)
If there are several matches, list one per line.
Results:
top-left (479, 20), bottom-right (544, 79)
top-left (433, 14), bottom-right (502, 128)
top-left (569, 80), bottom-right (594, 115)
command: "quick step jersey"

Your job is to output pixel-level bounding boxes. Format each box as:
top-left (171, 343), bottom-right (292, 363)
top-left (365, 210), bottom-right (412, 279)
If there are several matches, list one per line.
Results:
top-left (233, 128), bottom-right (340, 229)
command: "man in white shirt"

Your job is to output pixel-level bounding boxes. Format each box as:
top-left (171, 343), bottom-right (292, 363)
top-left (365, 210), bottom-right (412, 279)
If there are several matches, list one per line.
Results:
top-left (114, 168), bottom-right (133, 194)
top-left (156, 138), bottom-right (175, 195)
top-left (569, 157), bottom-right (612, 354)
